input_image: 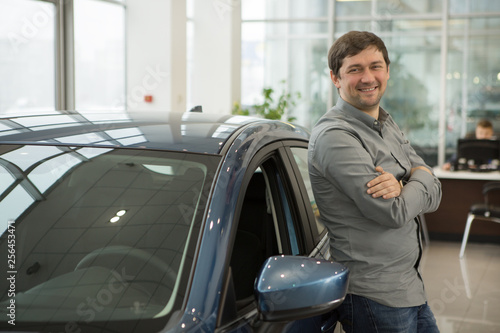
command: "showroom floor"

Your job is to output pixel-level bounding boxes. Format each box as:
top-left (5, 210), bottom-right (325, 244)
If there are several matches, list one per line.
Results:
top-left (421, 241), bottom-right (500, 333)
top-left (334, 241), bottom-right (500, 333)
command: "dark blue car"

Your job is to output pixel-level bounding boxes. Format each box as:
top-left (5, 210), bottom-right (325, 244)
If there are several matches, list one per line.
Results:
top-left (0, 111), bottom-right (349, 332)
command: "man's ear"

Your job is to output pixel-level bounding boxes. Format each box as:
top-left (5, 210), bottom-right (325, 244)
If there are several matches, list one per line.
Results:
top-left (330, 70), bottom-right (341, 89)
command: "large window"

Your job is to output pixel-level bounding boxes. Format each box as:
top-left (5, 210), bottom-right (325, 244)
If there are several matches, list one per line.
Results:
top-left (241, 0), bottom-right (500, 167)
top-left (445, 10), bottom-right (500, 162)
top-left (241, 0), bottom-right (330, 129)
top-left (0, 0), bottom-right (56, 116)
top-left (0, 0), bottom-right (126, 116)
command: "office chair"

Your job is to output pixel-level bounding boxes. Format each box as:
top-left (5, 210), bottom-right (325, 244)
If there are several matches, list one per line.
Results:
top-left (459, 181), bottom-right (500, 258)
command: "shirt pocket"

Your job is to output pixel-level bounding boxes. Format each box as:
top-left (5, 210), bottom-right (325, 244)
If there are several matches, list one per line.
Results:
top-left (391, 140), bottom-right (412, 177)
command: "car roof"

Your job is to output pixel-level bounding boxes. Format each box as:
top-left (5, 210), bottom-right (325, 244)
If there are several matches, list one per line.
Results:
top-left (0, 110), bottom-right (309, 155)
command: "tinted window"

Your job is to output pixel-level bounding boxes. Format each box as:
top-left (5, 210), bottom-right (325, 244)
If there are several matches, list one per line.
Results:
top-left (289, 147), bottom-right (325, 235)
top-left (230, 157), bottom-right (304, 306)
top-left (275, 170), bottom-right (299, 255)
top-left (0, 145), bottom-right (219, 331)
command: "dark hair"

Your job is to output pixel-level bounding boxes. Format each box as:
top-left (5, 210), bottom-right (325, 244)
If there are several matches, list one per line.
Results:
top-left (477, 119), bottom-right (493, 129)
top-left (328, 31), bottom-right (391, 77)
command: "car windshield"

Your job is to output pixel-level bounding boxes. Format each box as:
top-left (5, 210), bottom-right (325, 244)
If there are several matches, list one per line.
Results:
top-left (0, 144), bottom-right (220, 331)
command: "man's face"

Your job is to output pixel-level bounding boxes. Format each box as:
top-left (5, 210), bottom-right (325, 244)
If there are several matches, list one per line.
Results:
top-left (331, 46), bottom-right (390, 114)
top-left (476, 126), bottom-right (494, 139)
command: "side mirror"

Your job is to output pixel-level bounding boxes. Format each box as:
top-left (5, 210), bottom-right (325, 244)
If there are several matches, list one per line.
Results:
top-left (255, 255), bottom-right (349, 322)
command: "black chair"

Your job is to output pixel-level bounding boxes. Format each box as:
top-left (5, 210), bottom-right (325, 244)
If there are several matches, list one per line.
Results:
top-left (459, 181), bottom-right (500, 258)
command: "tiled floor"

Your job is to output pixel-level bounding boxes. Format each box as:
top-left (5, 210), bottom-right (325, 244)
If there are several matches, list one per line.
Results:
top-left (421, 241), bottom-right (500, 333)
top-left (333, 240), bottom-right (500, 332)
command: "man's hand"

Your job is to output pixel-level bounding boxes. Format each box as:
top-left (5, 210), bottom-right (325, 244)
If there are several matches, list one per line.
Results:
top-left (366, 166), bottom-right (402, 199)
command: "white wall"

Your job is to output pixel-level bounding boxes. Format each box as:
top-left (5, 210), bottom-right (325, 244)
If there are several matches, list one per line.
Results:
top-left (126, 0), bottom-right (186, 113)
top-left (126, 0), bottom-right (239, 115)
top-left (189, 0), bottom-right (240, 114)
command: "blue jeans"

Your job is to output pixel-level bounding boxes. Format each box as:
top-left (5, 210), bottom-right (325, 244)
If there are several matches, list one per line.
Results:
top-left (330, 294), bottom-right (440, 333)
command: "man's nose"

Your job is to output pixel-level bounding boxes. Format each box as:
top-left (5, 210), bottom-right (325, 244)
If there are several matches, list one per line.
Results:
top-left (360, 69), bottom-right (375, 82)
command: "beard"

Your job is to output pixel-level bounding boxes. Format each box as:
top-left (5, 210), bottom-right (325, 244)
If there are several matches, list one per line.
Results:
top-left (348, 89), bottom-right (384, 112)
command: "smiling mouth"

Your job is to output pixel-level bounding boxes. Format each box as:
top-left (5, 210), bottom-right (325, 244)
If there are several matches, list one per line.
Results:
top-left (359, 87), bottom-right (377, 92)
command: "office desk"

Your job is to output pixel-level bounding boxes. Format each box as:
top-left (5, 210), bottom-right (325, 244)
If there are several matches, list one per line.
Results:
top-left (424, 168), bottom-right (500, 242)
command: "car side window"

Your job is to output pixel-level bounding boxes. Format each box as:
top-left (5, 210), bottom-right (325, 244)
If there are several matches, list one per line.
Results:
top-left (230, 169), bottom-right (278, 303)
top-left (289, 147), bottom-right (326, 236)
top-left (275, 171), bottom-right (299, 255)
top-left (229, 156), bottom-right (304, 306)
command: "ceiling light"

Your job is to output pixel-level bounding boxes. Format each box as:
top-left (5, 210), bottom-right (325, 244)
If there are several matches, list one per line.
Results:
top-left (109, 209), bottom-right (127, 223)
top-left (116, 209), bottom-right (127, 217)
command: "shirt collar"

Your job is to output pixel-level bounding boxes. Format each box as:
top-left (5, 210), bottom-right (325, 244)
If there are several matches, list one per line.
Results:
top-left (335, 97), bottom-right (389, 132)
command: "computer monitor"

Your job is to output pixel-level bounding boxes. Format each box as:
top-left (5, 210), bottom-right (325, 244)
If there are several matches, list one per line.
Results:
top-left (456, 138), bottom-right (500, 170)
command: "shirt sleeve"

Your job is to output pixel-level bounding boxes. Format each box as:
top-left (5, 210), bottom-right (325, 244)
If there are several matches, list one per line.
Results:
top-left (311, 127), bottom-right (442, 229)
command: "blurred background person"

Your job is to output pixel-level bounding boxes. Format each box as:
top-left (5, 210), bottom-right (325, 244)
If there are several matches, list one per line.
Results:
top-left (442, 119), bottom-right (495, 170)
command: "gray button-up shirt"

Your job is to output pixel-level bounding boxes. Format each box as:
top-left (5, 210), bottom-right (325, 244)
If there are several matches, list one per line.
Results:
top-left (308, 98), bottom-right (442, 307)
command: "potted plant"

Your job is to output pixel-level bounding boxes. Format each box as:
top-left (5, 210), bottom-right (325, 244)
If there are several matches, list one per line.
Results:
top-left (233, 81), bottom-right (300, 122)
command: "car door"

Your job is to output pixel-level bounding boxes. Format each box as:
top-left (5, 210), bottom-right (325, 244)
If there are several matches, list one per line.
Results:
top-left (215, 142), bottom-right (330, 332)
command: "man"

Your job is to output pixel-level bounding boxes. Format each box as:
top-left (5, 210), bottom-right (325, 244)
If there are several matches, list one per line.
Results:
top-left (474, 119), bottom-right (494, 140)
top-left (308, 31), bottom-right (442, 332)
top-left (442, 119), bottom-right (495, 170)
